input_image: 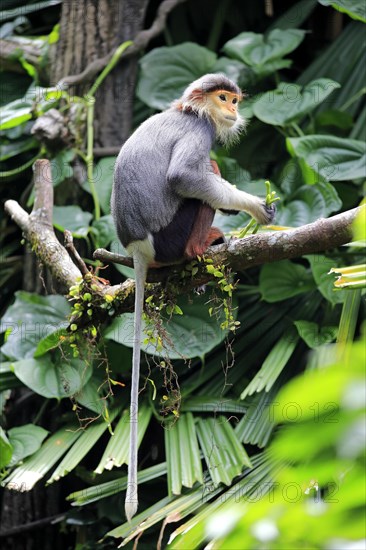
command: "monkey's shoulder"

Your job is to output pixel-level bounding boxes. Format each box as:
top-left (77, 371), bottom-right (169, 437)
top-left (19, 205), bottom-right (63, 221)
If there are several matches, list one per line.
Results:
top-left (134, 109), bottom-right (214, 145)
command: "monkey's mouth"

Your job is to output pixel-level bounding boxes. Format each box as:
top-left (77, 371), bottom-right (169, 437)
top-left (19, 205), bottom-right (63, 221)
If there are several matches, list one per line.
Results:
top-left (225, 115), bottom-right (237, 122)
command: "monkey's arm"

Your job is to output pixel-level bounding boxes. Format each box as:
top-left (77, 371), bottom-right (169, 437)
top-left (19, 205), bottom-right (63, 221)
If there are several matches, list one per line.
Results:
top-left (167, 143), bottom-right (274, 224)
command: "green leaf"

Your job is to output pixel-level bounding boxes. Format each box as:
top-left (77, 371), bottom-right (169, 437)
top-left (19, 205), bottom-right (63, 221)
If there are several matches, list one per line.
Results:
top-left (7, 424), bottom-right (48, 467)
top-left (165, 413), bottom-right (203, 496)
top-left (104, 293), bottom-right (233, 359)
top-left (0, 362), bottom-right (21, 392)
top-left (137, 43), bottom-right (217, 110)
top-left (0, 137), bottom-right (38, 161)
top-left (3, 425), bottom-right (81, 491)
top-left (240, 328), bottom-right (299, 399)
top-left (287, 135), bottom-right (366, 182)
top-left (0, 426), bottom-right (13, 469)
top-left (74, 374), bottom-right (110, 414)
top-left (50, 150), bottom-right (75, 186)
top-left (268, 0), bottom-right (317, 30)
top-left (47, 408), bottom-right (120, 483)
top-left (196, 417), bottom-right (252, 486)
top-left (276, 181), bottom-right (342, 226)
top-left (253, 79), bottom-right (340, 126)
top-left (33, 328), bottom-right (68, 358)
top-left (12, 356), bottom-right (92, 399)
top-left (353, 203), bottom-right (366, 241)
top-left (94, 405), bottom-right (152, 473)
top-left (306, 254), bottom-right (347, 304)
top-left (211, 57), bottom-right (248, 84)
top-left (259, 260), bottom-right (315, 303)
top-left (315, 109), bottom-right (353, 131)
top-left (235, 389), bottom-right (277, 448)
top-left (82, 156), bottom-right (116, 215)
top-left (222, 29), bottom-right (306, 73)
top-left (318, 0), bottom-right (366, 22)
top-left (181, 397), bottom-right (247, 414)
top-left (68, 462), bottom-right (167, 506)
top-left (1, 291), bottom-right (70, 361)
top-left (0, 99), bottom-right (33, 130)
top-left (91, 215), bottom-right (117, 248)
top-left (53, 206), bottom-right (93, 238)
top-left (107, 491), bottom-right (209, 543)
top-left (330, 265), bottom-right (366, 289)
top-left (294, 320), bottom-right (338, 348)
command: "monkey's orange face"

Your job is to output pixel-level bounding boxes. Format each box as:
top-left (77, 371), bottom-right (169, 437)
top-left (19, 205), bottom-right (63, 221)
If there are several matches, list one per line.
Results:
top-left (207, 90), bottom-right (242, 126)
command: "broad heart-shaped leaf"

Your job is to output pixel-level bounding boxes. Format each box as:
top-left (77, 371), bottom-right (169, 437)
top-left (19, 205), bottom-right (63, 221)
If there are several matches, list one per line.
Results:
top-left (82, 156), bottom-right (116, 215)
top-left (0, 426), bottom-right (13, 469)
top-left (318, 0), bottom-right (366, 22)
top-left (275, 181), bottom-right (342, 227)
top-left (12, 356), bottom-right (92, 399)
top-left (7, 424), bottom-right (49, 467)
top-left (104, 293), bottom-right (234, 360)
top-left (287, 135), bottom-right (366, 182)
top-left (91, 215), bottom-right (118, 248)
top-left (252, 79), bottom-right (340, 126)
top-left (305, 255), bottom-right (347, 305)
top-left (222, 29), bottom-right (306, 69)
top-left (259, 260), bottom-right (316, 303)
top-left (137, 43), bottom-right (217, 110)
top-left (50, 150), bottom-right (75, 186)
top-left (211, 57), bottom-right (250, 86)
top-left (1, 292), bottom-right (70, 361)
top-left (53, 206), bottom-right (93, 238)
top-left (34, 328), bottom-right (68, 358)
top-left (294, 320), bottom-right (338, 348)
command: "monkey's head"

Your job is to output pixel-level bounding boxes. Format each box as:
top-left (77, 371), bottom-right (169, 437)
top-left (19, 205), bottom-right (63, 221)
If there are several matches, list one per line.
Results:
top-left (172, 74), bottom-right (246, 146)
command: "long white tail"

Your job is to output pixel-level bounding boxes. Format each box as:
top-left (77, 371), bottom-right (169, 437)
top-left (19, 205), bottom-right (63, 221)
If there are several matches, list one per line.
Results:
top-left (125, 252), bottom-right (147, 522)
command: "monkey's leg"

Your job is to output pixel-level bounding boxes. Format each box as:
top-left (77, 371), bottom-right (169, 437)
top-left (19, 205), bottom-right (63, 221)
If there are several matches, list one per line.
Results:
top-left (183, 159), bottom-right (225, 259)
top-left (184, 202), bottom-right (224, 259)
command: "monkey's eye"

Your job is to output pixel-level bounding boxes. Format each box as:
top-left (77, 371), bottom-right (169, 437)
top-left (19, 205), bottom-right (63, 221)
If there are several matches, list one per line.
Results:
top-left (219, 94), bottom-right (227, 101)
top-left (232, 97), bottom-right (238, 105)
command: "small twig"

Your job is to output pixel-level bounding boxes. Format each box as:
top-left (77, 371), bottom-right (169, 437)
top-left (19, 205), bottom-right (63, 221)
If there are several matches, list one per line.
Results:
top-left (64, 230), bottom-right (89, 276)
top-left (93, 248), bottom-right (134, 268)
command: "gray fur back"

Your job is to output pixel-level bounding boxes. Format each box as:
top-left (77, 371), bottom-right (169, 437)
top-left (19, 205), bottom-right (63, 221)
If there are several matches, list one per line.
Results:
top-left (112, 109), bottom-right (214, 247)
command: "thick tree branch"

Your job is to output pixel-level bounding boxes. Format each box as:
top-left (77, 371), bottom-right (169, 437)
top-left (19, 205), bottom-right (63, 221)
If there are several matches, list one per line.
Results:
top-left (208, 208), bottom-right (361, 271)
top-left (58, 0), bottom-right (187, 89)
top-left (94, 207), bottom-right (361, 283)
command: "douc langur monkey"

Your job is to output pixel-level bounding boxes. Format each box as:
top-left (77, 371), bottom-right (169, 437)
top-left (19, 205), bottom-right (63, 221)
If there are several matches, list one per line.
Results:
top-left (111, 73), bottom-right (276, 521)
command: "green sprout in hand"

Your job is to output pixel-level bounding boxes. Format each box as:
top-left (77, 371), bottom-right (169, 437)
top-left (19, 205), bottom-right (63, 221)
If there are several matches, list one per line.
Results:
top-left (238, 180), bottom-right (280, 238)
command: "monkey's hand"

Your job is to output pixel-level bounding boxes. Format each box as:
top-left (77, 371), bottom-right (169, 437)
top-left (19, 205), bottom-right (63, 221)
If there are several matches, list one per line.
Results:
top-left (255, 201), bottom-right (277, 225)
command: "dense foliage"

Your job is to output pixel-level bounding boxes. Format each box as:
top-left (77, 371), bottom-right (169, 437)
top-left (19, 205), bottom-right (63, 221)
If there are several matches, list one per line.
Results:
top-left (0, 1), bottom-right (365, 548)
